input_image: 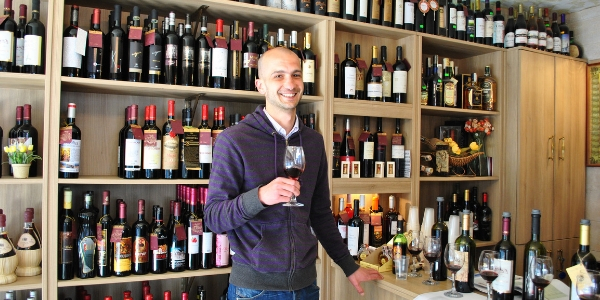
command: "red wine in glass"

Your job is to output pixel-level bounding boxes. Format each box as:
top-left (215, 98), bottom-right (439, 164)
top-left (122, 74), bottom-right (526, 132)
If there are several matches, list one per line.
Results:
top-left (424, 253), bottom-right (440, 263)
top-left (408, 248), bottom-right (423, 256)
top-left (447, 263), bottom-right (463, 273)
top-left (532, 278), bottom-right (551, 289)
top-left (284, 167), bottom-right (303, 180)
top-left (480, 270), bottom-right (499, 282)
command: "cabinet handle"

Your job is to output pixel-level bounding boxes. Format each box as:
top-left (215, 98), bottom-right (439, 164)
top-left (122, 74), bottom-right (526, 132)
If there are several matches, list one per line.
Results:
top-left (559, 137), bottom-right (565, 160)
top-left (548, 136), bottom-right (554, 160)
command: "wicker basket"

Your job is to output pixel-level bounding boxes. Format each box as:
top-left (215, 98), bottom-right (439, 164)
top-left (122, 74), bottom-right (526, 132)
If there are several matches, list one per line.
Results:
top-left (449, 152), bottom-right (484, 167)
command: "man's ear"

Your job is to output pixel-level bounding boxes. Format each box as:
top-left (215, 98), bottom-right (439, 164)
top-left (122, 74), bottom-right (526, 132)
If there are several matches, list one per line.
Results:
top-left (255, 78), bottom-right (266, 95)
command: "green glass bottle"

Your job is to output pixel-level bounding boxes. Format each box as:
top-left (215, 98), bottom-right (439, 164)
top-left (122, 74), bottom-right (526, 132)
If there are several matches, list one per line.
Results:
top-left (522, 209), bottom-right (546, 300)
top-left (455, 210), bottom-right (476, 293)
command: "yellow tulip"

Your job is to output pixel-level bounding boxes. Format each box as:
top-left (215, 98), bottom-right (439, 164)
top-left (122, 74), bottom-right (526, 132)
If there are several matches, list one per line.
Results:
top-left (9, 145), bottom-right (16, 153)
top-left (18, 145), bottom-right (27, 153)
top-left (470, 142), bottom-right (480, 151)
top-left (449, 141), bottom-right (458, 148)
top-left (3, 146), bottom-right (8, 153)
top-left (452, 145), bottom-right (461, 154)
top-left (27, 144), bottom-right (34, 151)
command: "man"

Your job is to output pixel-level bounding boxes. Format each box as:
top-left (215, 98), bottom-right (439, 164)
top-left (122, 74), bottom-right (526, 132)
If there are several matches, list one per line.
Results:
top-left (204, 47), bottom-right (383, 299)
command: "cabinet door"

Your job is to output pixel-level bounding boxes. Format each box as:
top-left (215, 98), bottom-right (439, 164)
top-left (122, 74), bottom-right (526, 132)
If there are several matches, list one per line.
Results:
top-left (553, 58), bottom-right (586, 241)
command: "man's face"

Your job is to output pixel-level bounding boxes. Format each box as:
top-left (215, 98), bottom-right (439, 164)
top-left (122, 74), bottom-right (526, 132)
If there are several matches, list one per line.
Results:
top-left (256, 49), bottom-right (304, 112)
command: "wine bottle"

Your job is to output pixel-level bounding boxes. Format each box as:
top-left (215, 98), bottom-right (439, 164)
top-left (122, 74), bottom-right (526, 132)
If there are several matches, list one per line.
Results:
top-left (161, 100), bottom-right (179, 179)
top-left (492, 1), bottom-right (504, 47)
top-left (243, 21), bottom-right (258, 91)
top-left (482, 0), bottom-right (493, 45)
top-left (374, 117), bottom-right (387, 168)
top-left (391, 46), bottom-right (407, 103)
top-left (391, 119), bottom-right (405, 178)
top-left (132, 199), bottom-right (150, 275)
top-left (23, 0), bottom-right (44, 74)
top-left (13, 4), bottom-right (25, 73)
top-left (302, 32), bottom-right (315, 95)
top-left (179, 14), bottom-right (194, 86)
top-left (551, 13), bottom-right (561, 54)
top-left (16, 104), bottom-right (38, 177)
top-left (186, 188), bottom-right (200, 270)
top-left (355, 44), bottom-right (366, 100)
top-left (332, 117), bottom-right (342, 178)
top-left (471, 187), bottom-right (480, 238)
top-left (200, 189), bottom-right (214, 269)
top-left (526, 6), bottom-right (538, 49)
top-left (168, 201), bottom-right (186, 272)
top-left (86, 9), bottom-right (103, 79)
top-left (559, 14), bottom-right (569, 55)
top-left (522, 209), bottom-right (546, 300)
top-left (356, 0), bottom-right (368, 22)
top-left (455, 210), bottom-right (475, 293)
top-left (431, 197), bottom-right (448, 281)
top-left (121, 104), bottom-right (142, 179)
top-left (449, 193), bottom-right (461, 218)
top-left (493, 212), bottom-right (517, 300)
top-left (0, 0), bottom-right (17, 72)
top-left (380, 46), bottom-right (392, 102)
top-left (127, 6), bottom-right (142, 82)
top-left (383, 195), bottom-right (398, 243)
top-left (514, 4), bottom-right (527, 47)
top-left (340, 42), bottom-right (357, 99)
top-left (179, 105), bottom-right (200, 179)
top-left (198, 104), bottom-right (212, 179)
top-left (58, 188), bottom-right (75, 280)
top-left (368, 0), bottom-right (381, 24)
top-left (328, 0), bottom-right (341, 17)
top-left (340, 117), bottom-right (356, 168)
top-left (211, 106), bottom-right (226, 146)
top-left (96, 190), bottom-right (113, 277)
top-left (427, 55), bottom-right (442, 107)
top-left (369, 196), bottom-right (383, 247)
top-left (229, 20), bottom-right (242, 90)
top-left (314, 0), bottom-right (326, 14)
top-left (0, 214), bottom-right (16, 280)
top-left (108, 5), bottom-right (124, 80)
top-left (348, 199), bottom-right (364, 259)
top-left (569, 219), bottom-right (598, 300)
top-left (145, 9), bottom-right (162, 83)
top-left (59, 103), bottom-right (82, 178)
top-left (381, 0), bottom-right (393, 27)
top-left (259, 23), bottom-right (271, 56)
top-left (337, 197), bottom-right (348, 245)
top-left (212, 19), bottom-right (228, 88)
top-left (142, 105), bottom-right (162, 178)
top-left (62, 5), bottom-right (82, 77)
top-left (342, 0), bottom-right (355, 19)
top-left (466, 0), bottom-right (475, 42)
top-left (392, 220), bottom-right (407, 275)
top-left (359, 116), bottom-right (375, 178)
top-left (543, 9), bottom-right (553, 52)
top-left (365, 46), bottom-right (382, 102)
top-left (196, 15), bottom-right (211, 87)
top-left (503, 7), bottom-right (514, 48)
top-left (442, 58), bottom-right (457, 107)
top-left (76, 195), bottom-right (96, 278)
top-left (447, 0), bottom-right (457, 38)
top-left (405, 0), bottom-right (415, 30)
top-left (113, 202), bottom-right (132, 277)
top-left (456, 0), bottom-right (466, 40)
top-left (164, 12), bottom-right (178, 85)
top-left (477, 192), bottom-right (492, 241)
top-left (150, 206), bottom-right (168, 274)
top-left (536, 8), bottom-right (546, 51)
top-left (414, 1), bottom-right (425, 33)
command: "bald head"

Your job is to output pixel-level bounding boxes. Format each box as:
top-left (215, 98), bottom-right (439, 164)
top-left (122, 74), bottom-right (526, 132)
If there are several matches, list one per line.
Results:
top-left (257, 47), bottom-right (302, 80)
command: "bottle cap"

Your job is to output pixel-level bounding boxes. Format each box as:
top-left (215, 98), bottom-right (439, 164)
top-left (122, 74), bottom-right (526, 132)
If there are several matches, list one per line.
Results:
top-left (24, 210), bottom-right (33, 223)
top-left (531, 209), bottom-right (540, 215)
top-left (502, 212), bottom-right (511, 218)
top-left (138, 199), bottom-right (145, 214)
top-left (119, 202), bottom-right (127, 219)
top-left (19, 4), bottom-right (26, 17)
top-left (581, 219), bottom-right (590, 225)
top-left (84, 296), bottom-right (91, 300)
top-left (104, 297), bottom-right (112, 300)
top-left (0, 214), bottom-right (6, 227)
top-left (103, 190), bottom-right (110, 205)
top-left (174, 201), bottom-right (181, 216)
top-left (436, 197), bottom-right (444, 203)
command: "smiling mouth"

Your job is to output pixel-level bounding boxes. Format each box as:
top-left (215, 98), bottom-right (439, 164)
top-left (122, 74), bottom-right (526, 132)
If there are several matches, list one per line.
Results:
top-left (280, 93), bottom-right (297, 97)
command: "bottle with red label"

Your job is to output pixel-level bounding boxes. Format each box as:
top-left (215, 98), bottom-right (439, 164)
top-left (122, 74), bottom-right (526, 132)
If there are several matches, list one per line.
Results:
top-left (76, 193), bottom-right (96, 278)
top-left (113, 202), bottom-right (132, 276)
top-left (198, 104), bottom-right (212, 179)
top-left (58, 188), bottom-right (75, 280)
top-left (186, 187), bottom-right (200, 270)
top-left (59, 102), bottom-right (82, 178)
top-left (96, 190), bottom-right (113, 277)
top-left (142, 104), bottom-right (162, 179)
top-left (132, 199), bottom-right (150, 275)
top-left (162, 100), bottom-right (179, 179)
top-left (150, 206), bottom-right (168, 274)
top-left (340, 117), bottom-right (356, 171)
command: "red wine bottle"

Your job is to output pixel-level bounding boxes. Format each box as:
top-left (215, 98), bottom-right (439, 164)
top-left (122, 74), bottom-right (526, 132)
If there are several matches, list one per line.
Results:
top-left (62, 5), bottom-right (82, 77)
top-left (121, 104), bottom-right (142, 179)
top-left (143, 104), bottom-right (162, 179)
top-left (8, 105), bottom-right (22, 176)
top-left (340, 117), bottom-right (356, 166)
top-left (145, 9), bottom-right (162, 83)
top-left (383, 195), bottom-right (398, 244)
top-left (0, 0), bottom-right (17, 72)
top-left (358, 116), bottom-right (374, 178)
top-left (168, 202), bottom-right (186, 272)
top-left (179, 14), bottom-right (194, 86)
top-left (16, 104), bottom-right (39, 177)
top-left (337, 198), bottom-right (348, 245)
top-left (477, 192), bottom-right (492, 241)
top-left (198, 104), bottom-right (212, 179)
top-left (455, 210), bottom-right (476, 293)
top-left (96, 190), bottom-right (113, 277)
top-left (58, 188), bottom-right (75, 280)
top-left (391, 119), bottom-right (405, 178)
top-left (374, 117), bottom-right (387, 168)
top-left (113, 202), bottom-right (132, 276)
top-left (354, 44), bottom-right (366, 100)
top-left (164, 12), bottom-right (178, 85)
top-left (212, 106), bottom-right (226, 146)
top-left (132, 199), bottom-right (150, 275)
top-left (340, 43), bottom-right (357, 99)
top-left (332, 117), bottom-right (342, 178)
top-left (493, 212), bottom-right (517, 300)
top-left (108, 5), bottom-right (124, 80)
top-left (392, 46), bottom-right (408, 103)
top-left (23, 0), bottom-right (44, 74)
top-left (86, 9), bottom-right (103, 79)
top-left (243, 21), bottom-right (258, 91)
top-left (196, 15), bottom-right (211, 87)
top-left (431, 197), bottom-right (449, 281)
top-left (301, 32), bottom-right (315, 95)
top-left (200, 189), bottom-right (214, 269)
top-left (127, 6), bottom-right (142, 82)
top-left (117, 106), bottom-right (130, 178)
top-left (229, 20), bottom-right (242, 90)
top-left (186, 187), bottom-right (200, 270)
top-left (212, 19), bottom-right (228, 89)
top-left (348, 199), bottom-right (364, 259)
top-left (569, 219), bottom-right (598, 300)
top-left (161, 100), bottom-right (179, 179)
top-left (59, 103), bottom-right (82, 178)
top-left (150, 206), bottom-right (168, 274)
top-left (77, 194), bottom-right (96, 278)
top-left (179, 106), bottom-right (200, 179)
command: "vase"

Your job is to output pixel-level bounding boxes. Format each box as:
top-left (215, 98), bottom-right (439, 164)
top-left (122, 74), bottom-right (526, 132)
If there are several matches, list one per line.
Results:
top-left (11, 164), bottom-right (31, 179)
top-left (471, 132), bottom-right (488, 176)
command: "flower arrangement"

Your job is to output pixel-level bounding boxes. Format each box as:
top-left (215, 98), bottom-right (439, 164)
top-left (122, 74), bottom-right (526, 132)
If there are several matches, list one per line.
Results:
top-left (4, 143), bottom-right (42, 164)
top-left (443, 138), bottom-right (480, 157)
top-left (464, 118), bottom-right (494, 135)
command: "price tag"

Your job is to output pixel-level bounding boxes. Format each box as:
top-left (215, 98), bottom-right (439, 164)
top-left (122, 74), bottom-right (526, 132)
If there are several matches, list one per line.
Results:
top-left (131, 125), bottom-right (144, 140)
top-left (191, 220), bottom-right (203, 235)
top-left (150, 233), bottom-right (158, 250)
top-left (333, 132), bottom-right (342, 143)
top-left (214, 36), bottom-right (228, 49)
top-left (170, 120), bottom-right (184, 134)
top-left (339, 211), bottom-right (350, 224)
top-left (110, 225), bottom-right (124, 243)
top-left (377, 134), bottom-right (387, 144)
top-left (392, 135), bottom-right (403, 145)
top-left (462, 4), bottom-right (469, 16)
top-left (359, 132), bottom-right (371, 142)
top-left (88, 30), bottom-right (103, 48)
top-left (205, 33), bottom-right (215, 48)
top-left (144, 30), bottom-right (155, 47)
top-left (419, 0), bottom-right (430, 14)
top-left (59, 127), bottom-right (73, 144)
top-left (334, 53), bottom-right (340, 64)
top-left (175, 224), bottom-right (186, 241)
top-left (385, 62), bottom-right (393, 71)
top-left (0, 16), bottom-right (7, 26)
top-left (402, 58), bottom-right (412, 71)
top-left (76, 28), bottom-right (88, 56)
top-left (371, 214), bottom-right (382, 225)
top-left (356, 59), bottom-right (368, 70)
top-left (128, 26), bottom-right (143, 40)
top-left (230, 39), bottom-right (243, 51)
top-left (373, 65), bottom-right (382, 76)
top-left (429, 0), bottom-right (439, 11)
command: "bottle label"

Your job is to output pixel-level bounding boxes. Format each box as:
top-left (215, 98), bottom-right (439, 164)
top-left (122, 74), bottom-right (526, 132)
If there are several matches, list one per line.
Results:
top-left (0, 238), bottom-right (12, 255)
top-left (212, 129), bottom-right (224, 148)
top-left (79, 236), bottom-right (96, 273)
top-left (393, 70), bottom-right (408, 94)
top-left (59, 138), bottom-right (81, 173)
top-left (114, 236), bottom-right (132, 272)
top-left (546, 35), bottom-right (554, 51)
top-left (215, 233), bottom-right (230, 267)
top-left (124, 139), bottom-right (142, 170)
top-left (303, 59), bottom-right (315, 84)
top-left (181, 128), bottom-right (200, 170)
top-left (243, 52), bottom-right (258, 69)
top-left (392, 144), bottom-right (405, 159)
top-left (148, 44), bottom-right (162, 74)
top-left (485, 16), bottom-right (493, 38)
top-left (282, 0), bottom-right (297, 10)
top-left (367, 82), bottom-right (383, 98)
top-left (170, 247), bottom-right (186, 268)
top-left (328, 0), bottom-right (340, 13)
top-left (153, 243), bottom-right (167, 261)
top-left (133, 236), bottom-right (149, 263)
top-left (15, 37), bottom-right (24, 66)
top-left (126, 41), bottom-right (143, 73)
top-left (394, 1), bottom-right (404, 26)
top-left (504, 32), bottom-right (515, 47)
top-left (393, 243), bottom-right (404, 260)
top-left (162, 135), bottom-right (179, 170)
top-left (493, 21), bottom-right (504, 44)
top-left (481, 80), bottom-right (493, 106)
top-left (561, 33), bottom-right (570, 53)
top-left (455, 251), bottom-right (470, 282)
top-left (187, 227), bottom-right (200, 254)
top-left (344, 67), bottom-right (357, 96)
top-left (515, 28), bottom-right (528, 44)
top-left (554, 37), bottom-right (562, 52)
top-left (212, 47), bottom-right (228, 77)
top-left (59, 232), bottom-right (73, 263)
top-left (199, 48), bottom-right (211, 71)
top-left (491, 258), bottom-right (513, 293)
top-left (359, 0), bottom-right (368, 18)
top-left (347, 226), bottom-right (359, 255)
top-left (143, 130), bottom-right (161, 170)
top-left (345, 0), bottom-right (355, 15)
top-left (199, 129), bottom-right (213, 164)
top-left (96, 228), bottom-right (108, 266)
top-left (110, 36), bottom-right (122, 74)
top-left (63, 37), bottom-right (82, 69)
top-left (527, 30), bottom-right (539, 46)
top-left (382, 70), bottom-right (392, 97)
top-left (266, 0), bottom-right (281, 8)
top-left (449, 7), bottom-right (457, 25)
top-left (356, 69), bottom-right (365, 91)
top-left (456, 11), bottom-right (466, 31)
top-left (338, 224), bottom-right (347, 239)
top-left (165, 44), bottom-right (177, 67)
top-left (0, 31), bottom-right (14, 62)
top-left (23, 35), bottom-right (42, 66)
top-left (17, 233), bottom-right (36, 248)
top-left (390, 221), bottom-right (398, 235)
top-left (182, 45), bottom-right (194, 68)
top-left (202, 231), bottom-right (213, 254)
top-left (404, 2), bottom-right (415, 24)
top-left (444, 82), bottom-right (456, 106)
top-left (538, 31), bottom-right (547, 48)
top-left (363, 141), bottom-right (374, 159)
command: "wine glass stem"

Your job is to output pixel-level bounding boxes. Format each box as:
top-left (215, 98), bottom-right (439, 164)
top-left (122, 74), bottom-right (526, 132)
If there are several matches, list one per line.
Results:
top-left (412, 256), bottom-right (417, 273)
top-left (537, 287), bottom-right (544, 300)
top-left (429, 262), bottom-right (434, 281)
top-left (452, 272), bottom-right (457, 293)
top-left (486, 282), bottom-right (491, 300)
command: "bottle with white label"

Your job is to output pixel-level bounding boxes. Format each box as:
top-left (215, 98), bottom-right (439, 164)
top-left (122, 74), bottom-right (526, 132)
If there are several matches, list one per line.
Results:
top-left (120, 104), bottom-right (142, 179)
top-left (24, 0), bottom-right (44, 74)
top-left (62, 5), bottom-right (82, 77)
top-left (212, 19), bottom-right (228, 88)
top-left (200, 189), bottom-right (215, 269)
top-left (348, 199), bottom-right (364, 259)
top-left (13, 4), bottom-right (26, 73)
top-left (337, 198), bottom-right (348, 245)
top-left (15, 210), bottom-right (41, 277)
top-left (303, 32), bottom-right (315, 95)
top-left (515, 4), bottom-right (527, 47)
top-left (0, 0), bottom-right (17, 72)
top-left (59, 103), bottom-right (81, 178)
top-left (366, 46), bottom-right (382, 101)
top-left (340, 42), bottom-right (357, 99)
top-left (142, 104), bottom-right (162, 179)
top-left (493, 212), bottom-right (517, 300)
top-left (391, 46), bottom-right (408, 103)
top-left (492, 1), bottom-right (504, 47)
top-left (384, 195), bottom-right (399, 243)
top-left (404, 0), bottom-right (415, 30)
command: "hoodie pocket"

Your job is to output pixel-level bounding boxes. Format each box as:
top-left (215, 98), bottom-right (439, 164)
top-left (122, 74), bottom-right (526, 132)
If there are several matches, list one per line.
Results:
top-left (250, 221), bottom-right (292, 273)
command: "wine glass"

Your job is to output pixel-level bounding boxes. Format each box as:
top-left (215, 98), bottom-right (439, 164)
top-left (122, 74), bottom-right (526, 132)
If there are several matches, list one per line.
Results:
top-left (444, 243), bottom-right (465, 298)
top-left (529, 255), bottom-right (554, 300)
top-left (283, 146), bottom-right (305, 207)
top-left (422, 236), bottom-right (441, 285)
top-left (576, 269), bottom-right (600, 300)
top-left (408, 233), bottom-right (423, 277)
top-left (478, 250), bottom-right (500, 300)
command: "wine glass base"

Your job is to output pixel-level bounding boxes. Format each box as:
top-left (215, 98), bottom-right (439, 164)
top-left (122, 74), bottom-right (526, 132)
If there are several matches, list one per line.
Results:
top-left (283, 202), bottom-right (304, 207)
top-left (407, 272), bottom-right (422, 277)
top-left (422, 279), bottom-right (439, 285)
top-left (444, 291), bottom-right (463, 298)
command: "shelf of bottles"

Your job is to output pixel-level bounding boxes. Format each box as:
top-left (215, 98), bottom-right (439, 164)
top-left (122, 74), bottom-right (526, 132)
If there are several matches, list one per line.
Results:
top-left (0, 73), bottom-right (45, 90)
top-left (0, 275), bottom-right (42, 292)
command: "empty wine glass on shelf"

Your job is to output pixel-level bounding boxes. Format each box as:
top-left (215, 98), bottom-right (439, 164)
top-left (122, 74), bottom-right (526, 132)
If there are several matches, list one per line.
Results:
top-left (444, 243), bottom-right (465, 298)
top-left (575, 269), bottom-right (600, 300)
top-left (422, 236), bottom-right (441, 285)
top-left (283, 146), bottom-right (305, 207)
top-left (530, 255), bottom-right (554, 300)
top-left (478, 250), bottom-right (500, 300)
top-left (408, 233), bottom-right (423, 277)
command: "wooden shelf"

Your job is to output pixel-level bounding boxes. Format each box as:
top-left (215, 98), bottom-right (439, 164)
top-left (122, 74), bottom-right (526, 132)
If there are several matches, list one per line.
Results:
top-left (334, 19), bottom-right (414, 40)
top-left (333, 99), bottom-right (413, 119)
top-left (420, 33), bottom-right (504, 59)
top-left (419, 176), bottom-right (499, 182)
top-left (57, 268), bottom-right (231, 288)
top-left (420, 106), bottom-right (500, 117)
top-left (58, 175), bottom-right (209, 185)
top-left (331, 178), bottom-right (412, 194)
top-left (0, 275), bottom-right (42, 292)
top-left (0, 178), bottom-right (44, 185)
top-left (61, 77), bottom-right (323, 104)
top-left (0, 73), bottom-right (45, 90)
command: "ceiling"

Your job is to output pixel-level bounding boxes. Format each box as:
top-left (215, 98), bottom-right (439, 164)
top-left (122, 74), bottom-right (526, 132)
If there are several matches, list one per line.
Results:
top-left (495, 0), bottom-right (600, 14)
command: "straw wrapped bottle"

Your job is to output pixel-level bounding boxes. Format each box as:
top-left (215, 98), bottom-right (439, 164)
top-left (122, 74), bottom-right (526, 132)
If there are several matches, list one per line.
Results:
top-left (0, 214), bottom-right (18, 284)
top-left (15, 210), bottom-right (42, 276)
